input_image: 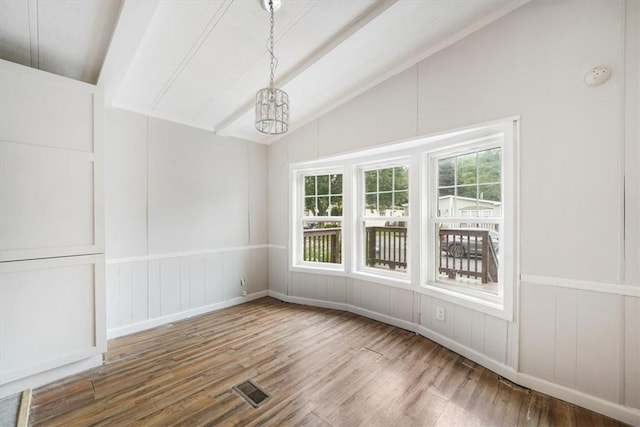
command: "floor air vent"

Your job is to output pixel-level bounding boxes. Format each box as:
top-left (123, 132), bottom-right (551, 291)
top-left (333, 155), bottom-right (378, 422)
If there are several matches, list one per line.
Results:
top-left (232, 380), bottom-right (271, 408)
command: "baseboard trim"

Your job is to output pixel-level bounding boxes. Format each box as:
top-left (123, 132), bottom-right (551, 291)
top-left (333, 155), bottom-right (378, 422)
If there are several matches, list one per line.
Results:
top-left (107, 290), bottom-right (269, 339)
top-left (0, 355), bottom-right (103, 400)
top-left (268, 290), bottom-right (348, 311)
top-left (414, 324), bottom-right (516, 381)
top-left (267, 290), bottom-right (640, 426)
top-left (514, 373), bottom-right (640, 426)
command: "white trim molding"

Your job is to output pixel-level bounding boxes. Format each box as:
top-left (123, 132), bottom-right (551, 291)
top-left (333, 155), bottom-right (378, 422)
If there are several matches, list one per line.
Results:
top-left (106, 244), bottom-right (272, 265)
top-left (521, 274), bottom-right (640, 297)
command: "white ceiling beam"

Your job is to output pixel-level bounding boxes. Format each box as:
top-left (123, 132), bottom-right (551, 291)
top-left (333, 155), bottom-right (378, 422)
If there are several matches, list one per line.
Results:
top-left (97, 0), bottom-right (160, 106)
top-left (214, 0), bottom-right (398, 136)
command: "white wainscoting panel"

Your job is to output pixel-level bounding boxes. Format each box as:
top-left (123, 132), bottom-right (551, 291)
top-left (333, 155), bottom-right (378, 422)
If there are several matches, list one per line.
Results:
top-left (471, 310), bottom-right (486, 355)
top-left (519, 282), bottom-right (556, 380)
top-left (0, 255), bottom-right (104, 384)
top-left (519, 281), bottom-right (624, 406)
top-left (453, 304), bottom-right (473, 349)
top-left (625, 296), bottom-right (640, 409)
top-left (484, 314), bottom-right (508, 364)
top-left (575, 290), bottom-right (623, 403)
top-left (554, 287), bottom-right (577, 388)
top-left (106, 248), bottom-right (268, 333)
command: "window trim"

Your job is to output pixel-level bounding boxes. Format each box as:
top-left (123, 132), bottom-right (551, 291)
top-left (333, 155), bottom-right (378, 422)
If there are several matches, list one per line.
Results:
top-left (421, 124), bottom-right (517, 320)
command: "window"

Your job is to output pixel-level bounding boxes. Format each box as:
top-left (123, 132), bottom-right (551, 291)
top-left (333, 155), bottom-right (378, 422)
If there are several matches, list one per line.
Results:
top-left (431, 147), bottom-right (502, 294)
top-left (359, 164), bottom-right (409, 275)
top-left (424, 125), bottom-right (516, 319)
top-left (296, 172), bottom-right (343, 266)
top-left (290, 119), bottom-right (516, 319)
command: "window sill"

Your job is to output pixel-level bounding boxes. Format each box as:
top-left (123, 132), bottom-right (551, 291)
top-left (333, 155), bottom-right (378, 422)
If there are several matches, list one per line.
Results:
top-left (420, 281), bottom-right (511, 320)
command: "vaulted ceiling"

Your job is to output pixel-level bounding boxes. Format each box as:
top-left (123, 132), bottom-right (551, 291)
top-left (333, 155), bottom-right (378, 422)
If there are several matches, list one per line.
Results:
top-left (0, 0), bottom-right (530, 144)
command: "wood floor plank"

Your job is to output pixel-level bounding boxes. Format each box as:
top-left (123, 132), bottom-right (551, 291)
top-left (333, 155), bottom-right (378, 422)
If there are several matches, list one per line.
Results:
top-left (28, 298), bottom-right (630, 427)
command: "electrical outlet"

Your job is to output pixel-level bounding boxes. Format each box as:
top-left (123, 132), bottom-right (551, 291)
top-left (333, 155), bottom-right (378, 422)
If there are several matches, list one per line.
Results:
top-left (242, 290), bottom-right (247, 297)
top-left (436, 306), bottom-right (445, 322)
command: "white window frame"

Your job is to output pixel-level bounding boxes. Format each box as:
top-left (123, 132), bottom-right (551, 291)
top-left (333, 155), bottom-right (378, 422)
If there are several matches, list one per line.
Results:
top-left (291, 167), bottom-right (345, 273)
top-left (355, 159), bottom-right (411, 282)
top-left (422, 123), bottom-right (517, 320)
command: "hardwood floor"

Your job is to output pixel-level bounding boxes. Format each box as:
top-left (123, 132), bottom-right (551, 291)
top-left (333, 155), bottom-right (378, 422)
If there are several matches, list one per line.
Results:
top-left (30, 298), bottom-right (627, 426)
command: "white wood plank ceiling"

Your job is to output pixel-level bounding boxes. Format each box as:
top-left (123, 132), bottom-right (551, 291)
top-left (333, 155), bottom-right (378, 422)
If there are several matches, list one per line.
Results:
top-left (0, 0), bottom-right (530, 144)
top-left (0, 0), bottom-right (122, 84)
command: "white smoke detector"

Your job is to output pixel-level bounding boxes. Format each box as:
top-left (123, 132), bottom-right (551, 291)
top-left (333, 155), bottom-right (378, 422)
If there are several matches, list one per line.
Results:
top-left (584, 66), bottom-right (612, 86)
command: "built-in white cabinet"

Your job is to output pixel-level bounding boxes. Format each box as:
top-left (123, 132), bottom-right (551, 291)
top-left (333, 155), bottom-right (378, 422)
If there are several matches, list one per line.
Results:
top-left (0, 59), bottom-right (105, 396)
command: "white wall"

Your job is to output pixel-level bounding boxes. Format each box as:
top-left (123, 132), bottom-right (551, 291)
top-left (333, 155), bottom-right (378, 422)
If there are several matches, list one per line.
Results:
top-left (105, 108), bottom-right (269, 337)
top-left (267, 1), bottom-right (639, 424)
top-left (0, 60), bottom-right (105, 398)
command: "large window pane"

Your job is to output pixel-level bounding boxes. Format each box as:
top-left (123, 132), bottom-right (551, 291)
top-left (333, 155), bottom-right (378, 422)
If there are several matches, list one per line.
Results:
top-left (363, 165), bottom-right (410, 217)
top-left (437, 148), bottom-right (502, 220)
top-left (301, 172), bottom-right (343, 265)
top-left (363, 219), bottom-right (407, 272)
top-left (436, 222), bottom-right (499, 293)
top-left (302, 221), bottom-right (342, 264)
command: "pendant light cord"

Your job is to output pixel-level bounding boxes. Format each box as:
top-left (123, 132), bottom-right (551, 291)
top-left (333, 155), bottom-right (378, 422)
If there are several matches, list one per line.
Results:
top-left (268, 0), bottom-right (278, 90)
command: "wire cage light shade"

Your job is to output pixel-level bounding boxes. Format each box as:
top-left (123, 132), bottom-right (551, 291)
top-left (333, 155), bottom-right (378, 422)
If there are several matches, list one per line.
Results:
top-left (255, 87), bottom-right (289, 135)
top-left (255, 0), bottom-right (289, 135)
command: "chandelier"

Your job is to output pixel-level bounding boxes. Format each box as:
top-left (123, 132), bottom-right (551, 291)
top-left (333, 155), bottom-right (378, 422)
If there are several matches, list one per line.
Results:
top-left (255, 0), bottom-right (289, 135)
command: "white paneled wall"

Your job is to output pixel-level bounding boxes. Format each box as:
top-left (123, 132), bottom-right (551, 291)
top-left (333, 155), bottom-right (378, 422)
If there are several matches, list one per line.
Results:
top-left (105, 108), bottom-right (269, 337)
top-left (106, 248), bottom-right (267, 336)
top-left (267, 1), bottom-right (639, 424)
top-left (520, 282), bottom-right (627, 405)
top-left (0, 60), bottom-right (105, 398)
